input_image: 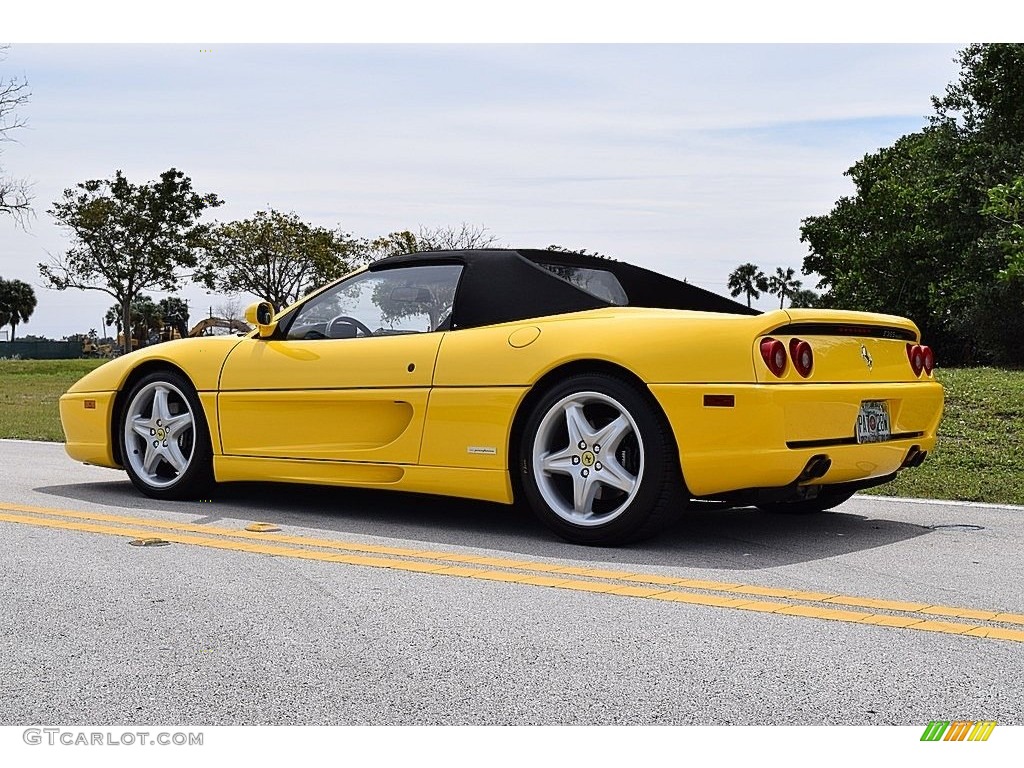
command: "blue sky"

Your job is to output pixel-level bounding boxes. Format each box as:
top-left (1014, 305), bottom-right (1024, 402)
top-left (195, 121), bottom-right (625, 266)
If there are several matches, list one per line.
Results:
top-left (0, 44), bottom-right (963, 338)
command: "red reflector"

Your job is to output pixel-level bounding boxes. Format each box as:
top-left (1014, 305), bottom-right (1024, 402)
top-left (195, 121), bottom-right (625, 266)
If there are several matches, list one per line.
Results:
top-left (907, 343), bottom-right (924, 376)
top-left (921, 345), bottom-right (935, 374)
top-left (703, 394), bottom-right (735, 408)
top-left (84, 400), bottom-right (96, 410)
top-left (789, 338), bottom-right (814, 378)
top-left (760, 338), bottom-right (787, 377)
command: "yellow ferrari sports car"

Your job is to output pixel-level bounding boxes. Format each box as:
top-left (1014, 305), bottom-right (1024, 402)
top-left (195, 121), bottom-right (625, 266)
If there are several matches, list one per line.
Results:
top-left (59, 249), bottom-right (943, 544)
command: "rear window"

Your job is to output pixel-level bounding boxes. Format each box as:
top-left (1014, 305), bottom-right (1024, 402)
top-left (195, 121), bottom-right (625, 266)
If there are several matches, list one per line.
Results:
top-left (535, 263), bottom-right (628, 305)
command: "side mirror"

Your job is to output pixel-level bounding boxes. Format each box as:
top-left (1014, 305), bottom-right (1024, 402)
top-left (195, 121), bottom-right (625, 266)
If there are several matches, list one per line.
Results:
top-left (244, 301), bottom-right (278, 339)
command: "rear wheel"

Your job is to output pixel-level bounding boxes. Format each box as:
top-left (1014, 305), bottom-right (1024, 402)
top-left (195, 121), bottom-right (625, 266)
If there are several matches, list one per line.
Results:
top-left (756, 488), bottom-right (855, 515)
top-left (518, 373), bottom-right (682, 545)
top-left (120, 370), bottom-right (214, 500)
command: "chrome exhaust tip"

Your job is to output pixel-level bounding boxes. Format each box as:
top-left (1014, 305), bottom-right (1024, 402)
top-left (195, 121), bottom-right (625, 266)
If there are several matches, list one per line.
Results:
top-left (902, 445), bottom-right (924, 469)
top-left (798, 454), bottom-right (831, 483)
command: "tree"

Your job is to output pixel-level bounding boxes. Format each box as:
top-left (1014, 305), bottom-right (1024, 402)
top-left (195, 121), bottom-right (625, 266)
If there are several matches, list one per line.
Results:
top-left (727, 263), bottom-right (769, 308)
top-left (0, 277), bottom-right (37, 340)
top-left (982, 177), bottom-right (1024, 280)
top-left (105, 294), bottom-right (163, 345)
top-left (0, 46), bottom-right (31, 223)
top-left (545, 244), bottom-right (607, 258)
top-left (767, 267), bottom-right (801, 309)
top-left (157, 296), bottom-right (190, 332)
top-left (103, 295), bottom-right (192, 341)
top-left (368, 229), bottom-right (420, 259)
top-left (366, 224), bottom-right (499, 327)
top-left (196, 209), bottom-right (365, 310)
top-left (41, 168), bottom-right (222, 351)
top-left (801, 128), bottom-right (965, 331)
top-left (213, 295), bottom-right (244, 326)
top-left (368, 223), bottom-right (499, 260)
top-left (787, 288), bottom-right (820, 309)
top-left (959, 280), bottom-right (1024, 363)
top-left (533, 244), bottom-right (627, 300)
top-left (417, 223), bottom-right (498, 251)
top-left (930, 44), bottom-right (1024, 143)
top-left (801, 44), bottom-right (1024, 364)
top-left (370, 270), bottom-right (459, 332)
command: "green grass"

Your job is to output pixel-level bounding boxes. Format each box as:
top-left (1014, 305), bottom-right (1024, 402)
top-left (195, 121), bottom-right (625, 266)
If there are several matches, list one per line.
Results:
top-left (863, 367), bottom-right (1024, 506)
top-left (0, 359), bottom-right (107, 441)
top-left (1, 360), bottom-right (1022, 505)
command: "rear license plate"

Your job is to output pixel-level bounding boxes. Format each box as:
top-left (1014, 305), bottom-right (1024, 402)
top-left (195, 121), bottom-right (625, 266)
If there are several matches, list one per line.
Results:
top-left (856, 400), bottom-right (891, 444)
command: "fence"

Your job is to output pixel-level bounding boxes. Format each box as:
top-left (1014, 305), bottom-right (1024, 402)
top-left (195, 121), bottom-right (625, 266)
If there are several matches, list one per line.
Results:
top-left (1, 341), bottom-right (81, 359)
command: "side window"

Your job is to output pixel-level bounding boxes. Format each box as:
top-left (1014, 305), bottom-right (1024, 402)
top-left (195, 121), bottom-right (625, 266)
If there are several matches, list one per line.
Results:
top-left (285, 264), bottom-right (463, 340)
top-left (535, 263), bottom-right (628, 305)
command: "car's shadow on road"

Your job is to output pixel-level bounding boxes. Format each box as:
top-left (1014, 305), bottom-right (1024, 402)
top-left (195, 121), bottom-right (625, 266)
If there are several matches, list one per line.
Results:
top-left (34, 479), bottom-right (932, 571)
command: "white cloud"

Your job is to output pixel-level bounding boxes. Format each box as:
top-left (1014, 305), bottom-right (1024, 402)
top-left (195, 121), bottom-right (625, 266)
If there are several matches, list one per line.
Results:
top-left (0, 43), bottom-right (963, 337)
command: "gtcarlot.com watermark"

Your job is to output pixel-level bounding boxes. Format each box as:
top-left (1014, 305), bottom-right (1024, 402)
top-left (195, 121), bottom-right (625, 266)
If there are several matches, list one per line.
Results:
top-left (23, 728), bottom-right (203, 747)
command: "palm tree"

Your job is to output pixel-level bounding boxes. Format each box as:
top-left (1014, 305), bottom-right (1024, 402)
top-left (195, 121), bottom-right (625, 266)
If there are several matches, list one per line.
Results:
top-left (0, 277), bottom-right (37, 341)
top-left (727, 263), bottom-right (769, 307)
top-left (106, 295), bottom-right (163, 344)
top-left (768, 267), bottom-right (802, 309)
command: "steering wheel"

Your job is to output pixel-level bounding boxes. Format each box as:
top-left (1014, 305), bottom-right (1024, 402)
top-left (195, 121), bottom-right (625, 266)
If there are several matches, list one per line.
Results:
top-left (326, 315), bottom-right (374, 338)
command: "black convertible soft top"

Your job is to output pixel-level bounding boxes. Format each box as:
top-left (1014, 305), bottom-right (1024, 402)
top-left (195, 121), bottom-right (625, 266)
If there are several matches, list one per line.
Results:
top-left (369, 248), bottom-right (759, 330)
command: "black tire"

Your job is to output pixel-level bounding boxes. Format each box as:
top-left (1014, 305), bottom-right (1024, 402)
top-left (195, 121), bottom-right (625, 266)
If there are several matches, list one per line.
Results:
top-left (756, 489), bottom-right (855, 515)
top-left (517, 373), bottom-right (683, 545)
top-left (119, 370), bottom-right (215, 500)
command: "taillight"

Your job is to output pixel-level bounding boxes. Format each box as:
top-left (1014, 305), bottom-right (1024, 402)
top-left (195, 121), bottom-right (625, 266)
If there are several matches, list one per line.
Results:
top-left (921, 345), bottom-right (935, 375)
top-left (789, 338), bottom-right (813, 378)
top-left (760, 338), bottom-right (787, 377)
top-left (907, 344), bottom-right (924, 376)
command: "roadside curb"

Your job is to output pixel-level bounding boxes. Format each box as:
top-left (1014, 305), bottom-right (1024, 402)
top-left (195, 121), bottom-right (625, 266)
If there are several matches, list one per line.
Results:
top-left (853, 494), bottom-right (1024, 512)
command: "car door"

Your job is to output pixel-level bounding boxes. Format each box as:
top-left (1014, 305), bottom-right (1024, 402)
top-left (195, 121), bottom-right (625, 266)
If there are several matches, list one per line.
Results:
top-left (217, 263), bottom-right (462, 464)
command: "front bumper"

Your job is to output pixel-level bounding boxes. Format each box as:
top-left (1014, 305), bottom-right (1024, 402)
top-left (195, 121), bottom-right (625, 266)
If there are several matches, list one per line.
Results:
top-left (58, 391), bottom-right (120, 468)
top-left (650, 381), bottom-right (943, 497)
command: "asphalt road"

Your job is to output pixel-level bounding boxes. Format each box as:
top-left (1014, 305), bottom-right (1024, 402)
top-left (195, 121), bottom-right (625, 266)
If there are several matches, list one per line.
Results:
top-left (1, 438), bottom-right (1022, 726)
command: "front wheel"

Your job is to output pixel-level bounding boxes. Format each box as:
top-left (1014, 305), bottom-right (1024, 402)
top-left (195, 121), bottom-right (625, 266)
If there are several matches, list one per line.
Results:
top-left (120, 371), bottom-right (214, 500)
top-left (518, 373), bottom-right (683, 545)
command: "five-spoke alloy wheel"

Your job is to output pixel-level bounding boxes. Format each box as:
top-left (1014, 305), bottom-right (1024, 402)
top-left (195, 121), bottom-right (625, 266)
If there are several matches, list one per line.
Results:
top-left (120, 371), bottom-right (213, 500)
top-left (519, 373), bottom-right (682, 545)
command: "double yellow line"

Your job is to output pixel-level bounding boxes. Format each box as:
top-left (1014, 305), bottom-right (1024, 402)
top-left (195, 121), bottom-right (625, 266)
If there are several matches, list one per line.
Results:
top-left (2, 500), bottom-right (1023, 643)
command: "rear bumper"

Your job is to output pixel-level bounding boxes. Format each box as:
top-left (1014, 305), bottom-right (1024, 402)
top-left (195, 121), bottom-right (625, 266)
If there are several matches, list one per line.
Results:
top-left (650, 381), bottom-right (943, 497)
top-left (59, 391), bottom-right (120, 468)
